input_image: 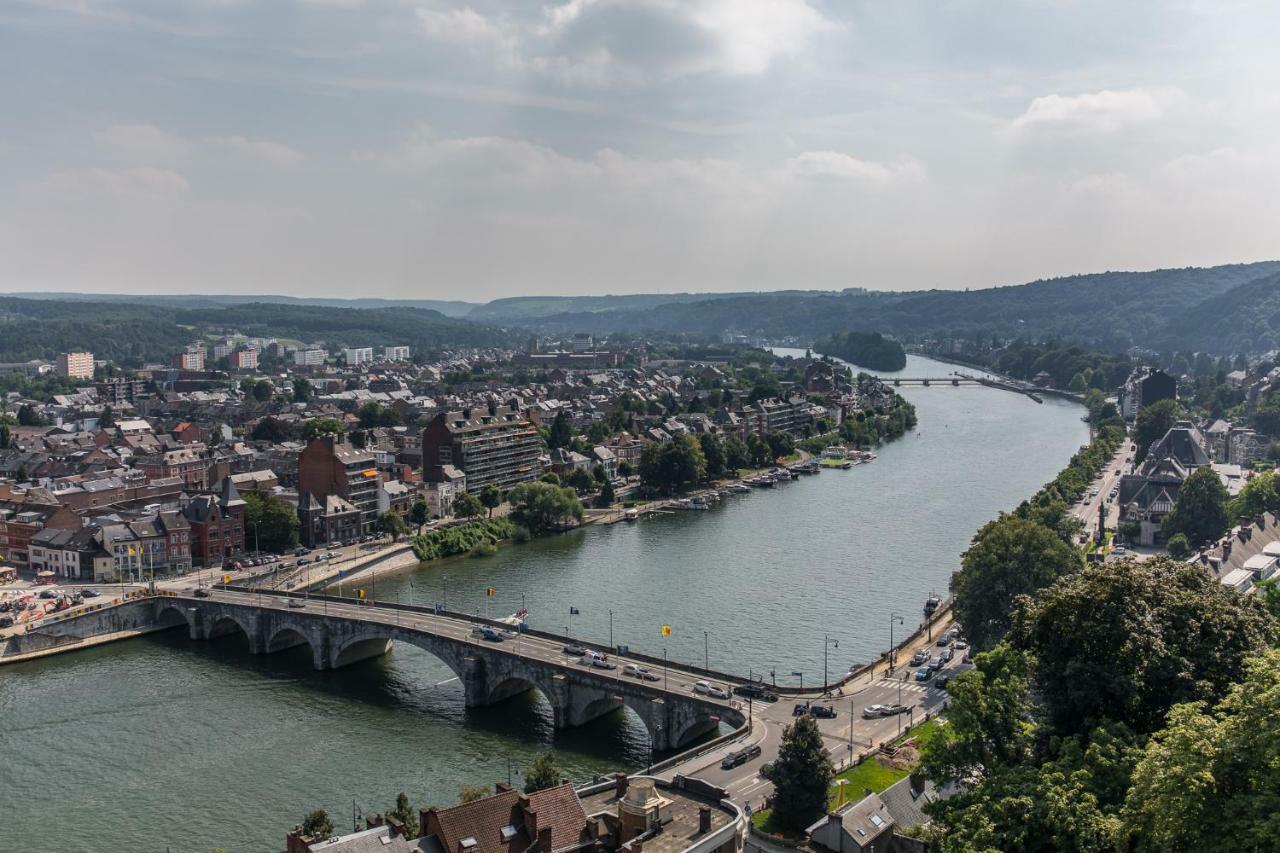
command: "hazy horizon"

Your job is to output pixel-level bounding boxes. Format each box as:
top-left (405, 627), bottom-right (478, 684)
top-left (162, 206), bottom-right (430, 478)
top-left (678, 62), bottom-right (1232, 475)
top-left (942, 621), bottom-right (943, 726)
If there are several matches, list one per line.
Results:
top-left (3, 1), bottom-right (1278, 300)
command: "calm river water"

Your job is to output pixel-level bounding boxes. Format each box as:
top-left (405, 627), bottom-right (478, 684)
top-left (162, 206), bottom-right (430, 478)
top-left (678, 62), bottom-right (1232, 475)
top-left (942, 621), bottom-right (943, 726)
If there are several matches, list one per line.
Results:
top-left (0, 354), bottom-right (1088, 853)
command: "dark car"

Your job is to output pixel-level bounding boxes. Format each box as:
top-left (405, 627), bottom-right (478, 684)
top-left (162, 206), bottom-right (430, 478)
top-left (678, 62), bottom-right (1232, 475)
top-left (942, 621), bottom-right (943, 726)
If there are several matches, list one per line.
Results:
top-left (793, 702), bottom-right (810, 717)
top-left (193, 587), bottom-right (212, 598)
top-left (884, 703), bottom-right (909, 716)
top-left (39, 589), bottom-right (60, 600)
top-left (935, 674), bottom-right (952, 691)
top-left (935, 634), bottom-right (951, 647)
top-left (733, 683), bottom-right (779, 702)
top-left (941, 648), bottom-right (955, 663)
top-left (809, 704), bottom-right (837, 719)
top-left (80, 588), bottom-right (100, 598)
top-left (0, 614), bottom-right (14, 628)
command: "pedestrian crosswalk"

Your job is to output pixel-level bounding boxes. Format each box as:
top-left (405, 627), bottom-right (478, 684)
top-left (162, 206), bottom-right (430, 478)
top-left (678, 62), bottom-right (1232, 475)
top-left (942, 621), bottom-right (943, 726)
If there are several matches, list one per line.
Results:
top-left (876, 677), bottom-right (931, 695)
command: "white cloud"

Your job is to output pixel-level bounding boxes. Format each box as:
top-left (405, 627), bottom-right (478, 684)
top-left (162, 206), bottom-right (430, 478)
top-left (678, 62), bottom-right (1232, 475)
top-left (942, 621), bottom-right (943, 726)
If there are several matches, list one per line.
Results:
top-left (782, 151), bottom-right (926, 185)
top-left (1010, 88), bottom-right (1173, 134)
top-left (415, 6), bottom-right (518, 57)
top-left (96, 123), bottom-right (302, 166)
top-left (28, 166), bottom-right (189, 200)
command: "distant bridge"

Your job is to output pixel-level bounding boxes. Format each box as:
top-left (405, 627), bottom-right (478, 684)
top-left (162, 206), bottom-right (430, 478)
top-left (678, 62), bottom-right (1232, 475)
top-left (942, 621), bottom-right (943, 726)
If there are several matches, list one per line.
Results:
top-left (142, 589), bottom-right (745, 752)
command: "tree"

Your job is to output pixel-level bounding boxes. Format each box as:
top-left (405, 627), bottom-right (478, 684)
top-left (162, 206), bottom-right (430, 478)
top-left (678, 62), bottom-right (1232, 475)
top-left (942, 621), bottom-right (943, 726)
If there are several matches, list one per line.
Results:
top-left (723, 437), bottom-right (749, 471)
top-left (302, 418), bottom-right (345, 441)
top-left (380, 510), bottom-right (408, 541)
top-left (1165, 532), bottom-right (1192, 560)
top-left (410, 499), bottom-right (431, 533)
top-left (1229, 470), bottom-right (1279, 519)
top-left (453, 492), bottom-right (484, 520)
top-left (458, 784), bottom-right (490, 803)
top-left (639, 434), bottom-right (707, 493)
top-left (479, 484), bottom-right (502, 518)
top-left (951, 515), bottom-right (1080, 651)
top-left (1011, 557), bottom-right (1276, 737)
top-left (16, 403), bottom-right (45, 427)
top-left (523, 751), bottom-right (560, 793)
top-left (301, 809), bottom-right (334, 840)
top-left (746, 433), bottom-right (771, 466)
top-left (770, 715), bottom-right (834, 833)
top-left (586, 420), bottom-right (610, 444)
top-left (241, 492), bottom-right (300, 553)
top-left (540, 472), bottom-right (562, 486)
top-left (98, 405), bottom-right (116, 428)
top-left (699, 433), bottom-right (726, 479)
top-left (617, 461), bottom-right (633, 479)
top-left (292, 376), bottom-right (313, 403)
top-left (0, 422), bottom-right (9, 450)
top-left (251, 416), bottom-right (296, 443)
top-left (1162, 466), bottom-right (1229, 548)
top-left (765, 431), bottom-right (795, 460)
top-left (547, 411), bottom-right (572, 450)
top-left (388, 792), bottom-right (419, 838)
top-left (252, 379), bottom-right (273, 402)
top-left (595, 477), bottom-right (616, 509)
top-left (566, 467), bottom-right (595, 495)
top-left (1134, 399), bottom-right (1181, 462)
top-left (1121, 651), bottom-right (1280, 852)
top-left (506, 482), bottom-right (584, 535)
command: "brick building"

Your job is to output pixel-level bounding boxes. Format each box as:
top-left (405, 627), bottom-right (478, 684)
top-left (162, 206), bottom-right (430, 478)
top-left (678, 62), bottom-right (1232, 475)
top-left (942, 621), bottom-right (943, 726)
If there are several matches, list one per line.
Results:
top-left (297, 435), bottom-right (380, 535)
top-left (181, 478), bottom-right (247, 566)
top-left (421, 405), bottom-right (543, 492)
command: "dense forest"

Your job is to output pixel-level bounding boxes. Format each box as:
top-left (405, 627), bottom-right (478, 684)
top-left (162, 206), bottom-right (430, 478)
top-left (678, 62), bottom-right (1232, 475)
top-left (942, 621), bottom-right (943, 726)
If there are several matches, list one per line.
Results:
top-left (0, 297), bottom-right (505, 366)
top-left (813, 331), bottom-right (907, 371)
top-left (493, 261), bottom-right (1280, 354)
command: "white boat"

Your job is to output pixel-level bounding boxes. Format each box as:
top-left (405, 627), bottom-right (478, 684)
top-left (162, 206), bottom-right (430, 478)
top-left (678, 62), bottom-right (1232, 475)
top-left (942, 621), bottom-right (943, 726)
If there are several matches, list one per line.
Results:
top-left (726, 482), bottom-right (750, 493)
top-left (624, 508), bottom-right (640, 522)
top-left (689, 496), bottom-right (709, 510)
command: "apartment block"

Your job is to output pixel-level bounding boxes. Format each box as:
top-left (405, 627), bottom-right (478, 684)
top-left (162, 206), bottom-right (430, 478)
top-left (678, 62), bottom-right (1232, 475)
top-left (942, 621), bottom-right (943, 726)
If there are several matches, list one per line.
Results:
top-left (421, 404), bottom-right (543, 492)
top-left (297, 435), bottom-right (381, 536)
top-left (55, 351), bottom-right (95, 380)
top-left (293, 348), bottom-right (327, 367)
top-left (382, 345), bottom-right (411, 362)
top-left (343, 347), bottom-right (374, 366)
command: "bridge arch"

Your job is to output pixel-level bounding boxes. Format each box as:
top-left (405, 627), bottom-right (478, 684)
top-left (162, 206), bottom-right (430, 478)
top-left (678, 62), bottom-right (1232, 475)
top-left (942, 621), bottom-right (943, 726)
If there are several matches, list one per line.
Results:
top-left (265, 623), bottom-right (317, 655)
top-left (206, 612), bottom-right (256, 643)
top-left (155, 603), bottom-right (194, 632)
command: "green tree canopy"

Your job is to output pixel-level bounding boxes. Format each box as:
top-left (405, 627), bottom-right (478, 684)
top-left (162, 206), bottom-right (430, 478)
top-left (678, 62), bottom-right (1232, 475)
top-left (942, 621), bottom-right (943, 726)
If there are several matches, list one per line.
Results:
top-left (409, 499), bottom-right (431, 533)
top-left (1162, 466), bottom-right (1229, 548)
top-left (1121, 650), bottom-right (1280, 853)
top-left (638, 434), bottom-right (707, 493)
top-left (770, 715), bottom-right (834, 833)
top-left (505, 482), bottom-right (584, 535)
top-left (301, 809), bottom-right (334, 840)
top-left (479, 484), bottom-right (502, 518)
top-left (379, 510), bottom-right (408, 541)
top-left (242, 491), bottom-right (300, 553)
top-left (453, 492), bottom-right (484, 519)
top-left (698, 433), bottom-right (726, 479)
top-left (292, 376), bottom-right (313, 403)
top-left (302, 418), bottom-right (345, 441)
top-left (1011, 557), bottom-right (1276, 737)
top-left (1229, 470), bottom-right (1279, 519)
top-left (951, 514), bottom-right (1080, 651)
top-left (566, 467), bottom-right (596, 495)
top-left (547, 411), bottom-right (573, 450)
top-left (388, 792), bottom-right (419, 838)
top-left (595, 477), bottom-right (616, 508)
top-left (523, 752), bottom-right (561, 794)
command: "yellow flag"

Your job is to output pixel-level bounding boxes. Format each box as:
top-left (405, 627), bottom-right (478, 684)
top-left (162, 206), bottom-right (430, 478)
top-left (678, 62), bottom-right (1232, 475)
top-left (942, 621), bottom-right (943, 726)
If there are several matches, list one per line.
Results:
top-left (358, 588), bottom-right (366, 599)
top-left (661, 625), bottom-right (672, 637)
top-left (486, 587), bottom-right (496, 597)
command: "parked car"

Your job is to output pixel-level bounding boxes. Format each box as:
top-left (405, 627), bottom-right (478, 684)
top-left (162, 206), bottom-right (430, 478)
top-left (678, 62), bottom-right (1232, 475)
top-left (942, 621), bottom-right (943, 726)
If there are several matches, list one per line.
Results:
top-left (910, 649), bottom-right (930, 666)
top-left (935, 634), bottom-right (952, 647)
top-left (562, 643), bottom-right (587, 656)
top-left (952, 639), bottom-right (968, 650)
top-left (792, 702), bottom-right (810, 716)
top-left (914, 667), bottom-right (933, 682)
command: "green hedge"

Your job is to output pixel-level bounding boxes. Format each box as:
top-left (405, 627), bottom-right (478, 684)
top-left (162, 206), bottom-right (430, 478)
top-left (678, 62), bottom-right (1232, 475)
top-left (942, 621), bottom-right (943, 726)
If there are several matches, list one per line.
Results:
top-left (410, 518), bottom-right (517, 562)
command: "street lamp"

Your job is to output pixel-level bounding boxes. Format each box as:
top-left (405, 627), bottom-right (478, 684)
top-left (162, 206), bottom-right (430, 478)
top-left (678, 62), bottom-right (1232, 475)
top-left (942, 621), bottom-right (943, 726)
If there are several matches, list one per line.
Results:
top-left (888, 613), bottom-right (904, 671)
top-left (792, 671), bottom-right (804, 692)
top-left (442, 574), bottom-right (448, 611)
top-left (609, 609), bottom-right (614, 651)
top-left (703, 630), bottom-right (709, 673)
top-left (823, 635), bottom-right (839, 691)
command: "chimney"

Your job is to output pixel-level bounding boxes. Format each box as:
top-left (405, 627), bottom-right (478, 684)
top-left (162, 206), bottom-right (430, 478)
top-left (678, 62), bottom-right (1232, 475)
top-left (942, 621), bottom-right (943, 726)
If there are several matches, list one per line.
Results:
top-left (615, 773), bottom-right (628, 799)
top-left (538, 827), bottom-right (553, 852)
top-left (496, 782), bottom-right (513, 793)
top-left (698, 807), bottom-right (711, 834)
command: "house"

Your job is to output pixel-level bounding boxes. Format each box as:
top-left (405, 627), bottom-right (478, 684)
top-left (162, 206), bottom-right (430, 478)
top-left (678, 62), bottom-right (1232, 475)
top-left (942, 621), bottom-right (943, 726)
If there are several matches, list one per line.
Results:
top-left (297, 492), bottom-right (363, 547)
top-left (181, 478), bottom-right (247, 566)
top-left (806, 774), bottom-right (950, 853)
top-left (1120, 367), bottom-right (1177, 421)
top-left (422, 782), bottom-right (590, 853)
top-left (298, 435), bottom-right (381, 535)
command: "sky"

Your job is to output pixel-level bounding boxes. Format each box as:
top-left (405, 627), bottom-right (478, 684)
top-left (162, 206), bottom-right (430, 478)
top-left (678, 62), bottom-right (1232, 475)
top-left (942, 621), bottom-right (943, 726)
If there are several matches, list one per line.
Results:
top-left (1, 0), bottom-right (1278, 302)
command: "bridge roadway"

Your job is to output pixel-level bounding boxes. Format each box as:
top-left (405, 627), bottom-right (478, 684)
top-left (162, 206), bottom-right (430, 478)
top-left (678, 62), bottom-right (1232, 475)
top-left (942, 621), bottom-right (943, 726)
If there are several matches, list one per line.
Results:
top-left (153, 587), bottom-right (745, 753)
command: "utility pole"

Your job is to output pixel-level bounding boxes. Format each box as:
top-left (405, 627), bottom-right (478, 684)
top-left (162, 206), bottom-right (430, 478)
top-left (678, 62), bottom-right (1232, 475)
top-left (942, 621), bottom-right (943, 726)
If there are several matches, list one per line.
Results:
top-left (703, 630), bottom-right (709, 673)
top-left (888, 613), bottom-right (903, 672)
top-left (609, 609), bottom-right (614, 650)
top-left (823, 635), bottom-right (839, 691)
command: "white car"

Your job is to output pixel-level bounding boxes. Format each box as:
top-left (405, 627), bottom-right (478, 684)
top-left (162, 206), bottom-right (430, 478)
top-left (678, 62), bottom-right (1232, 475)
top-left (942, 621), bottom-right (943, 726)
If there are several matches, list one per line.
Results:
top-left (624, 663), bottom-right (660, 682)
top-left (694, 681), bottom-right (730, 699)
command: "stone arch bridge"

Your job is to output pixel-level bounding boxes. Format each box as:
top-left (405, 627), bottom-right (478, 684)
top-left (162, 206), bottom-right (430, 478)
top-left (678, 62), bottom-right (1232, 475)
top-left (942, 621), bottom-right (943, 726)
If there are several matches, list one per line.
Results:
top-left (148, 590), bottom-right (743, 752)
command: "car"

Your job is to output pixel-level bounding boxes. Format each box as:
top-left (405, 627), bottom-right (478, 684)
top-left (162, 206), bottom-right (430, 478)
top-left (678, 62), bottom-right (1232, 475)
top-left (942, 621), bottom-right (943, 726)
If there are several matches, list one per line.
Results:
top-left (928, 656), bottom-right (945, 671)
top-left (80, 588), bottom-right (100, 598)
top-left (914, 667), bottom-right (933, 682)
top-left (694, 680), bottom-right (713, 695)
top-left (288, 597), bottom-right (307, 609)
top-left (953, 639), bottom-right (969, 650)
top-left (733, 682), bottom-right (779, 701)
top-left (624, 664), bottom-right (659, 681)
top-left (759, 762), bottom-right (775, 781)
top-left (590, 654), bottom-right (616, 670)
top-left (0, 614), bottom-right (14, 628)
top-left (792, 702), bottom-right (810, 716)
top-left (721, 750), bottom-right (749, 769)
top-left (863, 704), bottom-right (889, 718)
top-left (809, 704), bottom-right (836, 718)
top-left (1114, 545), bottom-right (1127, 555)
top-left (910, 649), bottom-right (930, 666)
top-left (707, 684), bottom-right (730, 699)
top-left (935, 674), bottom-right (951, 691)
top-left (297, 558), bottom-right (311, 566)
top-left (193, 587), bottom-right (212, 598)
top-left (481, 627), bottom-right (505, 643)
top-left (941, 648), bottom-right (955, 663)
top-left (39, 589), bottom-right (60, 600)
top-left (883, 703), bottom-right (909, 716)
top-left (935, 634), bottom-right (951, 647)
top-left (562, 643), bottom-right (587, 656)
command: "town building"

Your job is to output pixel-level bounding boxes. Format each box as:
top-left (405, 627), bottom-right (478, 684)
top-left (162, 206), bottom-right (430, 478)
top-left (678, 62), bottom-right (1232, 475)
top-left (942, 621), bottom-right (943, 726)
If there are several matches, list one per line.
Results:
top-left (297, 493), bottom-right (362, 546)
top-left (135, 445), bottom-right (208, 492)
top-left (297, 435), bottom-right (381, 538)
top-left (175, 344), bottom-right (207, 372)
top-left (383, 345), bottom-right (411, 362)
top-left (96, 377), bottom-right (148, 406)
top-left (1119, 367), bottom-right (1177, 421)
top-left (806, 774), bottom-right (951, 853)
top-left (294, 348), bottom-right (327, 367)
top-left (234, 347), bottom-right (259, 370)
top-left (343, 347), bottom-right (375, 366)
top-left (1117, 421), bottom-right (1212, 546)
top-left (181, 478), bottom-right (247, 566)
top-left (422, 405), bottom-right (543, 492)
top-left (55, 351), bottom-right (95, 380)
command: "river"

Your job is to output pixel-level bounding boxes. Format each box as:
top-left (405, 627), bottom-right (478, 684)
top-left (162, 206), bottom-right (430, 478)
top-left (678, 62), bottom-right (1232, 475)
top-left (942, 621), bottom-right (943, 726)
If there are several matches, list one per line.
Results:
top-left (0, 354), bottom-right (1088, 853)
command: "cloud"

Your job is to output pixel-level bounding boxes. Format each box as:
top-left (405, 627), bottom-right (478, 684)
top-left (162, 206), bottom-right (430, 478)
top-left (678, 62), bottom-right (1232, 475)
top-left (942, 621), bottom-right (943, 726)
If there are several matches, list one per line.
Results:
top-left (782, 151), bottom-right (926, 185)
top-left (96, 123), bottom-right (302, 166)
top-left (413, 0), bottom-right (834, 84)
top-left (1010, 88), bottom-right (1173, 134)
top-left (28, 166), bottom-right (189, 200)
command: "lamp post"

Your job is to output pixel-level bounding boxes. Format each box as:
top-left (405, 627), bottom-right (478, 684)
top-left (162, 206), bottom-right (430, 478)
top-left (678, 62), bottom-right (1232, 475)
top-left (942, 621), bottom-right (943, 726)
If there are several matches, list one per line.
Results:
top-left (442, 574), bottom-right (448, 611)
top-left (888, 612), bottom-right (904, 671)
top-left (823, 635), bottom-right (839, 692)
top-left (609, 609), bottom-right (614, 651)
top-left (663, 647), bottom-right (668, 690)
top-left (792, 671), bottom-right (803, 692)
top-left (703, 630), bottom-right (709, 673)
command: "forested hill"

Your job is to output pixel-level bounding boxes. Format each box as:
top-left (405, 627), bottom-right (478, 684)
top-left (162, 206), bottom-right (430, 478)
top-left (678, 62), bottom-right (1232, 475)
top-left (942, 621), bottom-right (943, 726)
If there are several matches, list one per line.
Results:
top-left (1158, 270), bottom-right (1280, 354)
top-left (0, 298), bottom-right (506, 366)
top-left (506, 261), bottom-right (1280, 354)
top-left (813, 331), bottom-right (907, 371)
